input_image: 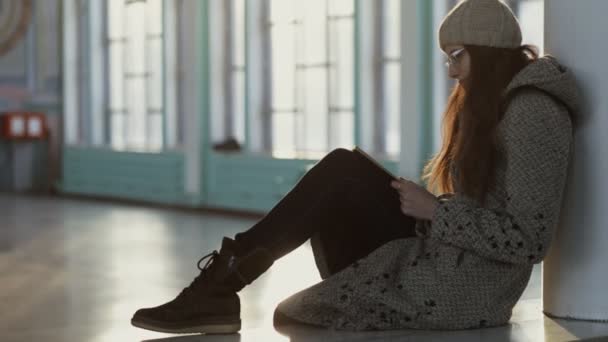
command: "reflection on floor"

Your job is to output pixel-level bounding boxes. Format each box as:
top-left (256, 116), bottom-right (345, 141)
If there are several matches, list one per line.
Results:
top-left (1, 194), bottom-right (608, 342)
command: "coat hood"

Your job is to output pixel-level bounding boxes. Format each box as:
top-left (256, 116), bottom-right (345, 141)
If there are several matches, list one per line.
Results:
top-left (503, 55), bottom-right (580, 118)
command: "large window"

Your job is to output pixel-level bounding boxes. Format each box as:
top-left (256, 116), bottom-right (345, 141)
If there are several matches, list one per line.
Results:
top-left (268, 0), bottom-right (355, 155)
top-left (63, 0), bottom-right (178, 151)
top-left (212, 0), bottom-right (405, 158)
top-left (107, 0), bottom-right (164, 151)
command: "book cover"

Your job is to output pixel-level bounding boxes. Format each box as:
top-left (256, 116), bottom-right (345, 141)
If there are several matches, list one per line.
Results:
top-left (352, 146), bottom-right (399, 180)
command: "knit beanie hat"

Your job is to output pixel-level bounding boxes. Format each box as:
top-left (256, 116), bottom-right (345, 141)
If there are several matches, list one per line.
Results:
top-left (438, 0), bottom-right (522, 52)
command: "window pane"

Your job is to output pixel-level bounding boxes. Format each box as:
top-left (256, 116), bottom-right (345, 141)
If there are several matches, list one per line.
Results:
top-left (148, 113), bottom-right (163, 150)
top-left (329, 18), bottom-right (354, 108)
top-left (382, 0), bottom-right (401, 156)
top-left (271, 24), bottom-right (296, 110)
top-left (108, 0), bottom-right (124, 38)
top-left (108, 0), bottom-right (125, 126)
top-left (232, 0), bottom-right (246, 145)
top-left (125, 75), bottom-right (147, 148)
top-left (384, 0), bottom-right (401, 59)
top-left (109, 43), bottom-right (124, 112)
top-left (147, 37), bottom-right (163, 111)
top-left (233, 70), bottom-right (246, 143)
top-left (301, 68), bottom-right (328, 151)
top-left (145, 0), bottom-right (163, 35)
top-left (328, 0), bottom-right (354, 16)
top-left (146, 0), bottom-right (163, 111)
top-left (125, 3), bottom-right (146, 73)
top-left (272, 113), bottom-right (295, 152)
top-left (298, 0), bottom-right (326, 65)
top-left (233, 0), bottom-right (246, 67)
top-left (270, 0), bottom-right (295, 24)
top-left (125, 2), bottom-right (147, 148)
top-left (329, 112), bottom-right (354, 149)
top-left (111, 113), bottom-right (125, 149)
top-left (384, 62), bottom-right (400, 156)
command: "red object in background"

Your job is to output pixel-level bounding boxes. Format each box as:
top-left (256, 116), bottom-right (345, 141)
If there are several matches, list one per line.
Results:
top-left (1, 111), bottom-right (48, 140)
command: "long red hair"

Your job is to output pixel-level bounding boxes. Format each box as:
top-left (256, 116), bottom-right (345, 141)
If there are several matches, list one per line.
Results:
top-left (421, 44), bottom-right (539, 205)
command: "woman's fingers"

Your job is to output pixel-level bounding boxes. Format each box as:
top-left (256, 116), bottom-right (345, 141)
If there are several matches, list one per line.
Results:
top-left (400, 203), bottom-right (412, 215)
top-left (400, 198), bottom-right (412, 206)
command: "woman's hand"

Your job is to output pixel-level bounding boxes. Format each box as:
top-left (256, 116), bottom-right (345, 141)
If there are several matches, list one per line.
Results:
top-left (390, 177), bottom-right (440, 221)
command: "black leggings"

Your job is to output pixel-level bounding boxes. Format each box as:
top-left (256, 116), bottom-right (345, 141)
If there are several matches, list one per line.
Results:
top-left (234, 148), bottom-right (417, 276)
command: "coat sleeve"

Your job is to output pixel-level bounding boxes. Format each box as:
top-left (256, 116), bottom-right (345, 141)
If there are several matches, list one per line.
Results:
top-left (427, 93), bottom-right (573, 265)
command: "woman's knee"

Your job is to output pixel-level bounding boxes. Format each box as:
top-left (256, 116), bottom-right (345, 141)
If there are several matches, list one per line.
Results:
top-left (323, 148), bottom-right (356, 165)
top-left (307, 148), bottom-right (359, 182)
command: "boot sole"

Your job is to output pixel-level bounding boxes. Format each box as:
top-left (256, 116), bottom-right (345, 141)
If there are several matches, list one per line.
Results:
top-left (131, 317), bottom-right (241, 334)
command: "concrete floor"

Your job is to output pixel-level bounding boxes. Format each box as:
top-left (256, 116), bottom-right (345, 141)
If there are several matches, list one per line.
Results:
top-left (1, 194), bottom-right (607, 342)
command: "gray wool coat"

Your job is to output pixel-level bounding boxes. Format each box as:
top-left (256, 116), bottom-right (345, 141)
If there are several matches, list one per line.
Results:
top-left (274, 55), bottom-right (579, 331)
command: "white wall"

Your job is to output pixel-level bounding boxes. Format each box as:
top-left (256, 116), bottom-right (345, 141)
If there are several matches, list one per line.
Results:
top-left (542, 0), bottom-right (608, 321)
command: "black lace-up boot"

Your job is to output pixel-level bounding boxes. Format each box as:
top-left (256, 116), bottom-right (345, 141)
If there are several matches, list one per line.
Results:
top-left (131, 237), bottom-right (274, 334)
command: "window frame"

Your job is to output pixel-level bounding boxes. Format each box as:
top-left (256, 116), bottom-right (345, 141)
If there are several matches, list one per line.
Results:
top-left (264, 0), bottom-right (356, 155)
top-left (61, 0), bottom-right (179, 152)
top-left (104, 0), bottom-right (167, 151)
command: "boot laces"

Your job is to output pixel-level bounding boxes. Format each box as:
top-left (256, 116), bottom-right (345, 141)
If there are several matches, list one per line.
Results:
top-left (197, 251), bottom-right (219, 272)
top-left (179, 251), bottom-right (220, 297)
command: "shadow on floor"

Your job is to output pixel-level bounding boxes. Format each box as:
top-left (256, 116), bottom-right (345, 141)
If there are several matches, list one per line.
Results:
top-left (141, 322), bottom-right (521, 342)
top-left (142, 334), bottom-right (241, 342)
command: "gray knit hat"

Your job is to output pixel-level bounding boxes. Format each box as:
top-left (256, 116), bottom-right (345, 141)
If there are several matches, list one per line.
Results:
top-left (439, 0), bottom-right (522, 52)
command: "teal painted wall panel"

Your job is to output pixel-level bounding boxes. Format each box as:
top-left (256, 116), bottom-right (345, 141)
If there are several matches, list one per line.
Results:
top-left (204, 151), bottom-right (398, 213)
top-left (205, 151), bottom-right (316, 212)
top-left (63, 162), bottom-right (183, 183)
top-left (61, 147), bottom-right (398, 211)
top-left (61, 147), bottom-right (186, 204)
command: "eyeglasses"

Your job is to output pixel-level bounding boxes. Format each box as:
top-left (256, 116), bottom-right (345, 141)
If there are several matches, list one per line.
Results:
top-left (444, 48), bottom-right (466, 68)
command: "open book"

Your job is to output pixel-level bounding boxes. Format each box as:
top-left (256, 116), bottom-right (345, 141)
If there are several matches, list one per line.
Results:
top-left (352, 146), bottom-right (399, 180)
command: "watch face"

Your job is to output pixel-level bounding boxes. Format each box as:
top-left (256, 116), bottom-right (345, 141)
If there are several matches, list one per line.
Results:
top-left (0, 0), bottom-right (32, 57)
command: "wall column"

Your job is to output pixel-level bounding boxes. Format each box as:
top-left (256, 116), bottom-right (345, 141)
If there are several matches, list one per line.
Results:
top-left (542, 0), bottom-right (608, 321)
